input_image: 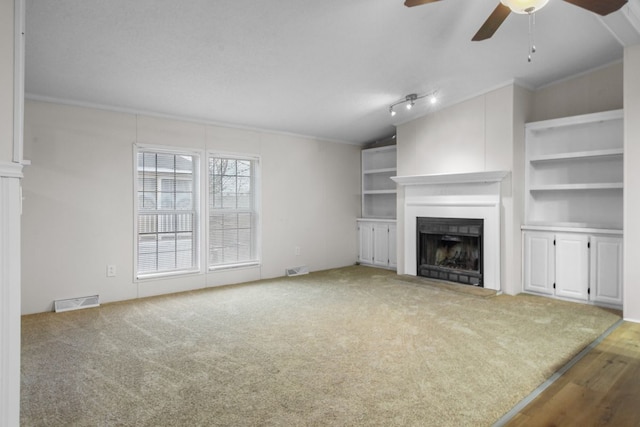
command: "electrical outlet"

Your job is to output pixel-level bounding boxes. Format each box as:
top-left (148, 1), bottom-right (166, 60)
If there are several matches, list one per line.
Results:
top-left (294, 246), bottom-right (301, 256)
top-left (106, 265), bottom-right (116, 277)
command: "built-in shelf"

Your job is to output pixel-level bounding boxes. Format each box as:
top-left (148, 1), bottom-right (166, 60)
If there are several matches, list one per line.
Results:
top-left (363, 190), bottom-right (397, 195)
top-left (391, 170), bottom-right (510, 186)
top-left (530, 183), bottom-right (623, 191)
top-left (362, 145), bottom-right (397, 219)
top-left (524, 109), bottom-right (623, 231)
top-left (529, 148), bottom-right (623, 163)
top-left (523, 109), bottom-right (624, 308)
top-left (363, 167), bottom-right (397, 175)
top-left (522, 224), bottom-right (623, 235)
top-left (525, 109), bottom-right (623, 131)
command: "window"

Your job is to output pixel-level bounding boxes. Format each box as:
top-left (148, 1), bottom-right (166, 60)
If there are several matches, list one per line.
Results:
top-left (136, 148), bottom-right (199, 277)
top-left (208, 155), bottom-right (260, 268)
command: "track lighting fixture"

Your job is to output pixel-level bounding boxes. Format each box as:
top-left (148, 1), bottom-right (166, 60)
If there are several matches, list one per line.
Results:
top-left (389, 91), bottom-right (437, 117)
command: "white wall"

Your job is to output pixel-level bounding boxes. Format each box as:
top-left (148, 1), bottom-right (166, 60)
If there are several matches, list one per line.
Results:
top-left (21, 100), bottom-right (361, 314)
top-left (396, 84), bottom-right (530, 296)
top-left (532, 61), bottom-right (623, 121)
top-left (0, 0), bottom-right (13, 161)
top-left (624, 45), bottom-right (640, 322)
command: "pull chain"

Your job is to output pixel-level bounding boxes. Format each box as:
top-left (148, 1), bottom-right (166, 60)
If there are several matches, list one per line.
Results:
top-left (528, 12), bottom-right (536, 62)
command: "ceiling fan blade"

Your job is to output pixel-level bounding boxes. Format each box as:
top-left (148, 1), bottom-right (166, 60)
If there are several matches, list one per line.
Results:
top-left (562, 0), bottom-right (627, 16)
top-left (472, 3), bottom-right (511, 41)
top-left (404, 0), bottom-right (442, 7)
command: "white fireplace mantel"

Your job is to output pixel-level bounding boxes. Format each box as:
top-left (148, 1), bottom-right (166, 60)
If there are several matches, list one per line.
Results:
top-left (393, 170), bottom-right (510, 292)
top-left (391, 170), bottom-right (510, 186)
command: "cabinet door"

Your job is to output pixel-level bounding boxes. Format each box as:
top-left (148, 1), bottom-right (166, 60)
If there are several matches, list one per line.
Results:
top-left (358, 222), bottom-right (374, 265)
top-left (388, 224), bottom-right (397, 269)
top-left (523, 231), bottom-right (555, 295)
top-left (590, 236), bottom-right (623, 306)
top-left (372, 224), bottom-right (390, 267)
top-left (555, 233), bottom-right (589, 300)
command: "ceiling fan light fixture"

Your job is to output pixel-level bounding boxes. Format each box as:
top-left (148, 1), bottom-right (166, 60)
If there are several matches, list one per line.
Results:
top-left (500, 0), bottom-right (549, 14)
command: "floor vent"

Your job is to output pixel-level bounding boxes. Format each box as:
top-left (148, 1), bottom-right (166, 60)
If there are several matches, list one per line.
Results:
top-left (286, 265), bottom-right (309, 277)
top-left (54, 295), bottom-right (100, 313)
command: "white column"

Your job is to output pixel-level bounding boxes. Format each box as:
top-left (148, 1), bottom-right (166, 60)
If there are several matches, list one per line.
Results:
top-left (0, 163), bottom-right (22, 427)
top-left (624, 44), bottom-right (640, 322)
top-left (1, 0), bottom-right (23, 423)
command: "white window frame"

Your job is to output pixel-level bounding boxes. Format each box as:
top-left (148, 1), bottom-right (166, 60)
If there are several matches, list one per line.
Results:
top-left (207, 152), bottom-right (262, 271)
top-left (134, 144), bottom-right (203, 280)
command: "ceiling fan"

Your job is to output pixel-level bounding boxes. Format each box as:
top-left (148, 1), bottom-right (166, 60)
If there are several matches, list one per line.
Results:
top-left (404, 0), bottom-right (628, 41)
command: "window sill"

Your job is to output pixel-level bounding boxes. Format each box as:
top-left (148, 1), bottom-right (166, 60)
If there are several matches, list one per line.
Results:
top-left (136, 269), bottom-right (201, 281)
top-left (209, 262), bottom-right (261, 272)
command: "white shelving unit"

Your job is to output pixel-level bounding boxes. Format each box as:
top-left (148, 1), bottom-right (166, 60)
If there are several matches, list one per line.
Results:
top-left (361, 145), bottom-right (397, 219)
top-left (524, 109), bottom-right (623, 229)
top-left (522, 109), bottom-right (624, 308)
top-left (359, 145), bottom-right (397, 270)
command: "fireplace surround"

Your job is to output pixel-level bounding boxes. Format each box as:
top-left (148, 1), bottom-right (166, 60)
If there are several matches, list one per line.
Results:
top-left (392, 171), bottom-right (509, 292)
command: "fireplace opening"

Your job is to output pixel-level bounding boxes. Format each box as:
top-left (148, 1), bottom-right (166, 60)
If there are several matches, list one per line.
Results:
top-left (417, 217), bottom-right (483, 286)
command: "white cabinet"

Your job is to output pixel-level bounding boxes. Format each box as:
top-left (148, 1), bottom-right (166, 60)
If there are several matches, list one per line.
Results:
top-left (590, 236), bottom-right (623, 306)
top-left (555, 233), bottom-right (590, 300)
top-left (388, 223), bottom-right (397, 269)
top-left (358, 222), bottom-right (374, 265)
top-left (361, 146), bottom-right (397, 219)
top-left (523, 230), bottom-right (623, 308)
top-left (523, 231), bottom-right (555, 295)
top-left (358, 220), bottom-right (396, 270)
top-left (372, 223), bottom-right (390, 267)
top-left (523, 109), bottom-right (624, 308)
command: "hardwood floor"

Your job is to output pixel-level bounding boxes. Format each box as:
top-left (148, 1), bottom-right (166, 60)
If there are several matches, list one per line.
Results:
top-left (504, 321), bottom-right (640, 427)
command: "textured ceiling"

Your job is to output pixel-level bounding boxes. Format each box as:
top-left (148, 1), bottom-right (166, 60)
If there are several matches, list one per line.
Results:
top-left (24, 0), bottom-right (640, 144)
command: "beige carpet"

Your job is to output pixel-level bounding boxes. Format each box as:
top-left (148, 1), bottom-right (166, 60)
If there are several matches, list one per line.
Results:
top-left (21, 266), bottom-right (620, 426)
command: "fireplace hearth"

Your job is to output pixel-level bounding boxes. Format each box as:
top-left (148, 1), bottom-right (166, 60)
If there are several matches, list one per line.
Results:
top-left (417, 217), bottom-right (483, 286)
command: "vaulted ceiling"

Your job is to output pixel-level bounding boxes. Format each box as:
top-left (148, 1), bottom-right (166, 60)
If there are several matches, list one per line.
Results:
top-left (25, 0), bottom-right (640, 144)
